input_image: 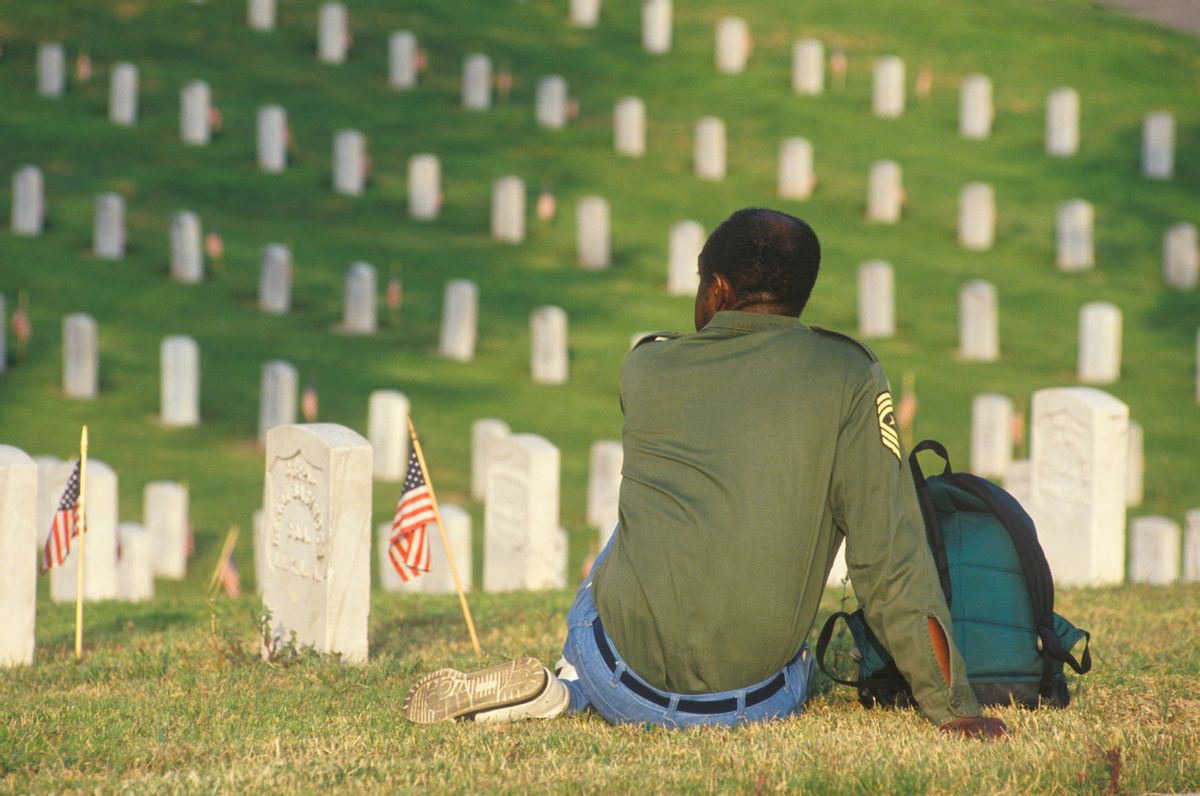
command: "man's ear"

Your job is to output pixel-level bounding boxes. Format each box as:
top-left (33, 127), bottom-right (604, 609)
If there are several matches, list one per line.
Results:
top-left (709, 272), bottom-right (735, 311)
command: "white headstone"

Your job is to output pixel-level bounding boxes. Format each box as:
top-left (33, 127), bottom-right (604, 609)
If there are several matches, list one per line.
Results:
top-left (867, 160), bottom-right (902, 224)
top-left (108, 62), bottom-right (138, 126)
top-left (642, 0), bottom-right (672, 54)
top-left (248, 0), bottom-right (276, 30)
top-left (146, 480), bottom-right (189, 579)
top-left (11, 166), bottom-right (45, 236)
top-left (170, 211), bottom-right (203, 283)
top-left (1141, 111), bottom-right (1174, 179)
top-left (407, 154), bottom-right (440, 220)
top-left (342, 262), bottom-right (377, 334)
top-left (531, 306), bottom-right (569, 385)
top-left (388, 31), bottom-right (418, 89)
top-left (471, 419), bottom-right (511, 501)
top-left (1163, 223), bottom-right (1197, 290)
top-left (872, 56), bottom-right (905, 118)
top-left (791, 38), bottom-right (823, 95)
top-left (779, 137), bottom-right (815, 200)
top-left (667, 220), bottom-right (704, 296)
top-left (1125, 420), bottom-right (1143, 507)
top-left (333, 129), bottom-right (366, 196)
top-left (1077, 302), bottom-right (1121, 384)
top-left (1004, 459), bottom-right (1032, 513)
top-left (117, 523), bottom-right (154, 602)
top-left (587, 440), bottom-right (622, 547)
top-left (180, 80), bottom-right (211, 145)
top-left (1129, 517), bottom-right (1179, 585)
top-left (0, 446), bottom-right (37, 667)
top-left (318, 2), bottom-right (349, 64)
top-left (34, 457), bottom-right (62, 544)
top-left (462, 54), bottom-right (492, 111)
top-left (1056, 200), bottom-right (1094, 272)
top-left (161, 335), bottom-right (200, 427)
top-left (491, 176), bottom-right (526, 243)
top-left (958, 182), bottom-right (995, 250)
top-left (368, 390), bottom-right (409, 481)
top-left (259, 361), bottom-right (298, 443)
top-left (62, 314), bottom-right (99, 399)
top-left (1184, 510), bottom-right (1200, 582)
top-left (1046, 88), bottom-right (1079, 157)
top-left (570, 0), bottom-right (600, 27)
top-left (253, 508), bottom-right (266, 593)
top-left (614, 97), bottom-right (646, 157)
top-left (827, 538), bottom-right (848, 585)
top-left (483, 434), bottom-right (565, 591)
top-left (49, 460), bottom-right (118, 603)
top-left (536, 75), bottom-right (568, 130)
top-left (857, 260), bottom-right (895, 338)
top-left (37, 42), bottom-right (66, 98)
top-left (959, 279), bottom-right (999, 362)
top-left (93, 192), bottom-right (126, 259)
top-left (262, 424), bottom-right (372, 661)
top-left (970, 394), bottom-right (1013, 478)
top-left (1029, 387), bottom-right (1128, 586)
top-left (437, 279), bottom-right (478, 362)
top-left (959, 74), bottom-right (993, 140)
top-left (576, 196), bottom-right (611, 270)
top-left (259, 244), bottom-right (293, 314)
top-left (257, 105), bottom-right (288, 173)
top-left (715, 17), bottom-right (749, 74)
top-left (694, 117), bottom-right (726, 181)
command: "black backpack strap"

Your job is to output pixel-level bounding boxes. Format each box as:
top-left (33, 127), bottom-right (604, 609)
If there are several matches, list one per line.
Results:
top-left (815, 612), bottom-right (866, 687)
top-left (908, 440), bottom-right (953, 606)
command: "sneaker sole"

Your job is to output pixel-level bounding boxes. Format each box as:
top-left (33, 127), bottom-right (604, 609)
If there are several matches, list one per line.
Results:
top-left (403, 657), bottom-right (547, 723)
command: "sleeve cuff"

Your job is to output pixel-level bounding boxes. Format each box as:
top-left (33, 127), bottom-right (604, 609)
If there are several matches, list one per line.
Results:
top-left (916, 684), bottom-right (981, 727)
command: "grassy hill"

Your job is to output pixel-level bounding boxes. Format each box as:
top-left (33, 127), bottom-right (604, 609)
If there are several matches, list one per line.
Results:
top-left (1, 0), bottom-right (1198, 792)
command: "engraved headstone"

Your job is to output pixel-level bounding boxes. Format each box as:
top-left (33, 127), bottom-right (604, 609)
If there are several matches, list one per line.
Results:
top-left (857, 260), bottom-right (895, 338)
top-left (667, 220), bottom-right (704, 296)
top-left (108, 62), bottom-right (138, 126)
top-left (570, 0), bottom-right (600, 27)
top-left (1185, 510), bottom-right (1200, 582)
top-left (37, 43), bottom-right (66, 98)
top-left (1141, 111), bottom-right (1174, 179)
top-left (0, 446), bottom-right (37, 667)
top-left (180, 80), bottom-right (211, 145)
top-left (1163, 223), bottom-right (1197, 290)
top-left (791, 38), bottom-right (823, 95)
top-left (536, 75), bottom-right (568, 130)
top-left (867, 160), bottom-right (902, 224)
top-left (715, 17), bottom-right (749, 74)
top-left (333, 129), bottom-right (366, 196)
top-left (694, 117), bottom-right (726, 181)
top-left (1004, 459), bottom-right (1032, 512)
top-left (262, 424), bottom-right (372, 661)
top-left (1078, 302), bottom-right (1121, 384)
top-left (368, 390), bottom-right (409, 481)
top-left (116, 523), bottom-right (154, 602)
top-left (146, 480), bottom-right (189, 579)
top-left (93, 193), bottom-right (126, 259)
top-left (959, 74), bottom-right (993, 139)
top-left (614, 97), bottom-right (646, 157)
top-left (642, 0), bottom-right (672, 55)
top-left (483, 434), bottom-right (566, 591)
top-left (248, 0), bottom-right (275, 30)
top-left (318, 2), bottom-right (349, 64)
top-left (170, 211), bottom-right (203, 283)
top-left (531, 306), bottom-right (569, 385)
top-left (872, 56), bottom-right (905, 118)
top-left (491, 176), bottom-right (526, 243)
top-left (259, 361), bottom-right (298, 443)
top-left (49, 460), bottom-right (118, 603)
top-left (257, 105), bottom-right (288, 173)
top-left (959, 279), bottom-right (999, 361)
top-left (388, 31), bottom-right (418, 89)
top-left (408, 154), bottom-right (440, 220)
top-left (1056, 200), bottom-right (1094, 272)
top-left (63, 314), bottom-right (99, 399)
top-left (1029, 387), bottom-right (1128, 586)
top-left (471, 419), bottom-right (511, 501)
top-left (342, 262), bottom-right (377, 334)
top-left (587, 440), bottom-right (622, 547)
top-left (958, 182), bottom-right (995, 250)
top-left (779, 138), bottom-right (815, 200)
top-left (1046, 88), bottom-right (1079, 157)
top-left (11, 166), bottom-right (45, 236)
top-left (576, 196), bottom-right (611, 270)
top-left (438, 280), bottom-right (478, 362)
top-left (259, 244), bottom-right (293, 314)
top-left (1129, 517), bottom-right (1179, 585)
top-left (462, 54), bottom-right (492, 111)
top-left (161, 335), bottom-right (200, 427)
top-left (1126, 420), bottom-right (1143, 507)
top-left (970, 394), bottom-right (1013, 478)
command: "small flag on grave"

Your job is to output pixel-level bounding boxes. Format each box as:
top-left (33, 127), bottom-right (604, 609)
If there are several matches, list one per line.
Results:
top-left (388, 450), bottom-right (434, 582)
top-left (39, 461), bottom-right (80, 573)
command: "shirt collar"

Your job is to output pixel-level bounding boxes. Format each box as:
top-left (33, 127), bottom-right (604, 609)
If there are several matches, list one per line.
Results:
top-left (700, 310), bottom-right (803, 334)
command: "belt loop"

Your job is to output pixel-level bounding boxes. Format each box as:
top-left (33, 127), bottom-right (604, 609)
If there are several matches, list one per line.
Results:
top-left (736, 689), bottom-right (747, 719)
top-left (612, 660), bottom-right (627, 686)
top-left (665, 695), bottom-right (679, 722)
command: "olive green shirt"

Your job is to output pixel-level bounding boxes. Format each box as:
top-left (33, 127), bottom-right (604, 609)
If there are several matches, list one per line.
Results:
top-left (592, 311), bottom-right (981, 726)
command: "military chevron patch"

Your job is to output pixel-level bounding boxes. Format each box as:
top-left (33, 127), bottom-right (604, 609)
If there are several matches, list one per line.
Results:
top-left (876, 392), bottom-right (901, 462)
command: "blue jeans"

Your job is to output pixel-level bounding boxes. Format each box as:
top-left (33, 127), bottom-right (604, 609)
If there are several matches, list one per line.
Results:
top-left (560, 532), bottom-right (814, 728)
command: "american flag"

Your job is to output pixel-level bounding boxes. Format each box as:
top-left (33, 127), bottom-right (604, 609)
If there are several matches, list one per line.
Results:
top-left (388, 449), bottom-right (434, 582)
top-left (40, 462), bottom-right (81, 573)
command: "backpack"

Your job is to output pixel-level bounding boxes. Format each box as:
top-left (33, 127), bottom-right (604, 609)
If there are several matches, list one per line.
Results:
top-left (815, 439), bottom-right (1092, 709)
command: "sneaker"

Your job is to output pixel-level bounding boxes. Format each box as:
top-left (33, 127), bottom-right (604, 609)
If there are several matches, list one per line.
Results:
top-left (403, 657), bottom-right (549, 724)
top-left (473, 671), bottom-right (569, 724)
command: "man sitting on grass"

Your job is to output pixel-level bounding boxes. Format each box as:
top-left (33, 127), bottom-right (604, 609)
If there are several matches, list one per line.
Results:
top-left (404, 208), bottom-right (1008, 739)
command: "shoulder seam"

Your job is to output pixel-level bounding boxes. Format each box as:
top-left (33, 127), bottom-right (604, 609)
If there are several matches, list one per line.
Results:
top-left (810, 326), bottom-right (879, 362)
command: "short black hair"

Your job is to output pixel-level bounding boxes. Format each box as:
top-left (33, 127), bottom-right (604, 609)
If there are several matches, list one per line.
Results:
top-left (698, 208), bottom-right (821, 316)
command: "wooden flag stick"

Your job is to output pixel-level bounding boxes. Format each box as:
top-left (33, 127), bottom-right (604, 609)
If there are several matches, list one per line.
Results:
top-left (407, 417), bottom-right (483, 658)
top-left (208, 526), bottom-right (240, 596)
top-left (74, 425), bottom-right (90, 660)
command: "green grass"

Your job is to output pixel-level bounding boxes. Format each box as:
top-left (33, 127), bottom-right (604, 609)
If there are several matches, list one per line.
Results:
top-left (1, 0), bottom-right (1198, 792)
